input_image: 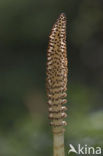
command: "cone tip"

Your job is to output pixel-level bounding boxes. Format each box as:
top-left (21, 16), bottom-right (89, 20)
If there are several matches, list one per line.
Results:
top-left (59, 13), bottom-right (66, 19)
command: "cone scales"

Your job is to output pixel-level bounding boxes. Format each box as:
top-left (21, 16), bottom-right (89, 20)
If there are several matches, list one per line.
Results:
top-left (46, 13), bottom-right (68, 135)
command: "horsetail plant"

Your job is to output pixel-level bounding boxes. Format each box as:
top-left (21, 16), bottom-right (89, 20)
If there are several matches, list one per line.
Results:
top-left (46, 13), bottom-right (68, 156)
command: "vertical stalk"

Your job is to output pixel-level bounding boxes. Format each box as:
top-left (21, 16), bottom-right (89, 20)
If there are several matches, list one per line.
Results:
top-left (46, 13), bottom-right (68, 156)
top-left (53, 131), bottom-right (65, 156)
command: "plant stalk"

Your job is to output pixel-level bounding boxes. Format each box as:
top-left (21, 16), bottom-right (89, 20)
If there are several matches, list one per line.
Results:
top-left (53, 131), bottom-right (65, 156)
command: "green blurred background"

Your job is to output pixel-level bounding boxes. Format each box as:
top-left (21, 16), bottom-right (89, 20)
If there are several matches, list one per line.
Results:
top-left (0, 0), bottom-right (103, 156)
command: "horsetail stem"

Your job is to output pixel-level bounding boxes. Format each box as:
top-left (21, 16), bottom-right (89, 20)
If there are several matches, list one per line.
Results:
top-left (46, 13), bottom-right (68, 156)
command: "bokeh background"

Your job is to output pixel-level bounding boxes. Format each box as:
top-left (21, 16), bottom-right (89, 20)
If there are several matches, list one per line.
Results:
top-left (0, 0), bottom-right (103, 156)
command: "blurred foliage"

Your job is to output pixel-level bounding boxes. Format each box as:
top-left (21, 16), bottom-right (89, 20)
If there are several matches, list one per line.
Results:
top-left (0, 0), bottom-right (103, 155)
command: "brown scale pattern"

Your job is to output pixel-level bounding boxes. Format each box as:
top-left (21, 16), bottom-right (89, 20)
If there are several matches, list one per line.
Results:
top-left (46, 13), bottom-right (68, 133)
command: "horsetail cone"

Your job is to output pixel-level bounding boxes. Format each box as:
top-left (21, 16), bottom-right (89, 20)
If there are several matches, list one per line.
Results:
top-left (46, 13), bottom-right (68, 133)
top-left (46, 13), bottom-right (68, 156)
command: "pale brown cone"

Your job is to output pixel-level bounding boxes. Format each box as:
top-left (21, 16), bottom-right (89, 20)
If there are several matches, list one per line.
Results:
top-left (46, 13), bottom-right (68, 133)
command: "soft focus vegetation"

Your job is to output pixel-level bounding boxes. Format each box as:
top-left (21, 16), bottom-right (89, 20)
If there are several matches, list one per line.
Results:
top-left (0, 0), bottom-right (103, 156)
